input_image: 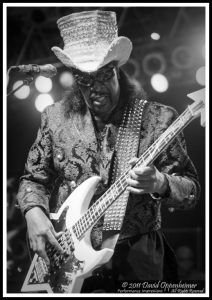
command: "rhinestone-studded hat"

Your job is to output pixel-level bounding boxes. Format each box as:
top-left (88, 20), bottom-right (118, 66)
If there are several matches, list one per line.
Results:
top-left (51, 10), bottom-right (132, 73)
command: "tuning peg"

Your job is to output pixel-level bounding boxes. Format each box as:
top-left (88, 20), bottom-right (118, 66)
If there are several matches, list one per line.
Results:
top-left (187, 88), bottom-right (205, 102)
top-left (187, 88), bottom-right (205, 127)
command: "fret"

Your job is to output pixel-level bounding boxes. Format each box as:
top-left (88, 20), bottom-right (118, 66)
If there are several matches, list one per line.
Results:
top-left (84, 211), bottom-right (90, 222)
top-left (102, 192), bottom-right (111, 206)
top-left (139, 155), bottom-right (146, 166)
top-left (114, 181), bottom-right (122, 194)
top-left (176, 116), bottom-right (185, 129)
top-left (169, 129), bottom-right (176, 137)
top-left (153, 142), bottom-right (160, 155)
top-left (104, 194), bottom-right (111, 207)
top-left (102, 190), bottom-right (110, 202)
top-left (89, 203), bottom-right (103, 223)
top-left (123, 173), bottom-right (129, 184)
top-left (74, 226), bottom-right (80, 238)
top-left (78, 222), bottom-right (83, 232)
top-left (147, 146), bottom-right (154, 159)
top-left (89, 207), bottom-right (96, 221)
top-left (163, 133), bottom-right (171, 145)
top-left (91, 202), bottom-right (97, 211)
top-left (122, 173), bottom-right (128, 185)
top-left (181, 109), bottom-right (191, 124)
top-left (85, 218), bottom-right (92, 229)
top-left (73, 224), bottom-right (78, 234)
top-left (96, 203), bottom-right (103, 214)
top-left (107, 194), bottom-right (114, 206)
top-left (104, 198), bottom-right (111, 207)
top-left (156, 140), bottom-right (167, 152)
top-left (147, 147), bottom-right (154, 159)
top-left (101, 199), bottom-right (109, 212)
top-left (101, 199), bottom-right (107, 211)
top-left (119, 176), bottom-right (127, 189)
top-left (142, 152), bottom-right (150, 163)
top-left (148, 144), bottom-right (159, 158)
top-left (89, 211), bottom-right (96, 222)
top-left (76, 223), bottom-right (82, 234)
top-left (113, 182), bottom-right (120, 198)
top-left (88, 205), bottom-right (94, 215)
top-left (136, 155), bottom-right (144, 168)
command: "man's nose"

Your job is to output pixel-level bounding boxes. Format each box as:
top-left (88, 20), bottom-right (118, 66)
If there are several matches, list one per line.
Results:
top-left (90, 79), bottom-right (104, 91)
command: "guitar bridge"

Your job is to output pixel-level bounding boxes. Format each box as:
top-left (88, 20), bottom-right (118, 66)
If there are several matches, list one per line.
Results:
top-left (46, 228), bottom-right (75, 272)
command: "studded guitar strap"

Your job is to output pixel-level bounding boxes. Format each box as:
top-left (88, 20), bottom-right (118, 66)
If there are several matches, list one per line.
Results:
top-left (102, 98), bottom-right (147, 245)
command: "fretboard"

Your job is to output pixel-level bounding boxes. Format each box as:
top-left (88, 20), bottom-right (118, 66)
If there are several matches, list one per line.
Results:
top-left (72, 106), bottom-right (195, 240)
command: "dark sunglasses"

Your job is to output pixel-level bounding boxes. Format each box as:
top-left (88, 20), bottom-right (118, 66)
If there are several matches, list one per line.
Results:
top-left (72, 63), bottom-right (116, 87)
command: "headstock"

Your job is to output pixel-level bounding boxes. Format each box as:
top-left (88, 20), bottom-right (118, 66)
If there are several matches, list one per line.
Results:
top-left (187, 88), bottom-right (205, 127)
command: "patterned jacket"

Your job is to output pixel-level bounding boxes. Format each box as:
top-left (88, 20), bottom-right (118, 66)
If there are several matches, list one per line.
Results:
top-left (17, 98), bottom-right (200, 244)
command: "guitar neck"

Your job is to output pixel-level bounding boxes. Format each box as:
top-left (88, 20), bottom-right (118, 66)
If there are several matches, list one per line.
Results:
top-left (73, 106), bottom-right (197, 239)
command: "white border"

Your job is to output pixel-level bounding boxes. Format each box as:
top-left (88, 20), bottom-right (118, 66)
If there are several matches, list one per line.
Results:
top-left (3, 2), bottom-right (209, 297)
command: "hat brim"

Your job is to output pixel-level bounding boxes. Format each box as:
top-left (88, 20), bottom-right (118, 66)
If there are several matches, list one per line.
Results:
top-left (51, 36), bottom-right (132, 73)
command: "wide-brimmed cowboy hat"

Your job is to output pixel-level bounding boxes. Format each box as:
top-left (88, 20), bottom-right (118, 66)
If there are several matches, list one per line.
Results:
top-left (51, 10), bottom-right (132, 73)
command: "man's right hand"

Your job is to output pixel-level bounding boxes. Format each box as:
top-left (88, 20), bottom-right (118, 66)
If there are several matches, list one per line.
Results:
top-left (25, 206), bottom-right (64, 266)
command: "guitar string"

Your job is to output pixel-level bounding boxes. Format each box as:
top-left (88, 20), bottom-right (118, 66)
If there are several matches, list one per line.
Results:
top-left (72, 107), bottom-right (194, 238)
top-left (73, 99), bottom-right (145, 236)
top-left (75, 102), bottom-right (204, 238)
top-left (34, 103), bottom-right (203, 273)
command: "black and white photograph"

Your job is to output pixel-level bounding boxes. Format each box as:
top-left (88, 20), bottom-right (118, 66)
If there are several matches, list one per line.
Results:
top-left (4, 3), bottom-right (208, 296)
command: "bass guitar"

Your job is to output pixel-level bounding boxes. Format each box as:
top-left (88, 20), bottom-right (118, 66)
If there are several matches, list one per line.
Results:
top-left (21, 88), bottom-right (205, 293)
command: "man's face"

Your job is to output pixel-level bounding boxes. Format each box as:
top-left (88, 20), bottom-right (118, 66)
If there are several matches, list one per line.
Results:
top-left (73, 62), bottom-right (120, 120)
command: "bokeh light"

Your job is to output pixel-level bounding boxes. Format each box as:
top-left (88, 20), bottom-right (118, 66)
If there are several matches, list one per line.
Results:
top-left (13, 80), bottom-right (30, 99)
top-left (151, 32), bottom-right (160, 40)
top-left (150, 73), bottom-right (169, 93)
top-left (59, 71), bottom-right (74, 88)
top-left (196, 66), bottom-right (205, 86)
top-left (35, 76), bottom-right (52, 93)
top-left (34, 93), bottom-right (54, 112)
top-left (171, 46), bottom-right (193, 69)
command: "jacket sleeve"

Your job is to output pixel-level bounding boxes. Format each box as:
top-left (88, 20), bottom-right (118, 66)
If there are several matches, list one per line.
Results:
top-left (151, 104), bottom-right (201, 210)
top-left (16, 108), bottom-right (56, 216)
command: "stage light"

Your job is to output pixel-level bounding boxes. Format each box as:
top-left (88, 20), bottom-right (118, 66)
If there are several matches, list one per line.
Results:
top-left (59, 71), bottom-right (74, 88)
top-left (142, 52), bottom-right (166, 76)
top-left (13, 80), bottom-right (30, 99)
top-left (35, 94), bottom-right (54, 112)
top-left (151, 73), bottom-right (169, 93)
top-left (171, 46), bottom-right (193, 69)
top-left (35, 76), bottom-right (52, 93)
top-left (122, 58), bottom-right (140, 78)
top-left (151, 32), bottom-right (160, 40)
top-left (196, 66), bottom-right (205, 86)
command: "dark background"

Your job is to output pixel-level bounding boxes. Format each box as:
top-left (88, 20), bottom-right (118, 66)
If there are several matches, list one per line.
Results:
top-left (6, 5), bottom-right (206, 293)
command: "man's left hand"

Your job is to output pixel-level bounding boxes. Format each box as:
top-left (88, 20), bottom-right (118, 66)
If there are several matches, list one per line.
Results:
top-left (126, 157), bottom-right (168, 196)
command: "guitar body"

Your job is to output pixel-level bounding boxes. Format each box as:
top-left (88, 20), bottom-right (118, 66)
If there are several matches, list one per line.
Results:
top-left (21, 176), bottom-right (114, 293)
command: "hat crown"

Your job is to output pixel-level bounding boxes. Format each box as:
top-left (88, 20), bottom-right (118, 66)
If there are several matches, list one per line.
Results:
top-left (52, 10), bottom-right (132, 72)
top-left (57, 10), bottom-right (118, 69)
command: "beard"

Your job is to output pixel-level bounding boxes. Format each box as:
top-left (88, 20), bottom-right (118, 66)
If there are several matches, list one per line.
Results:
top-left (62, 82), bottom-right (86, 117)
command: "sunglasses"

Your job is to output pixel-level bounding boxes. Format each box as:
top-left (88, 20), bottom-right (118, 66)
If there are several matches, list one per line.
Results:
top-left (72, 63), bottom-right (116, 87)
